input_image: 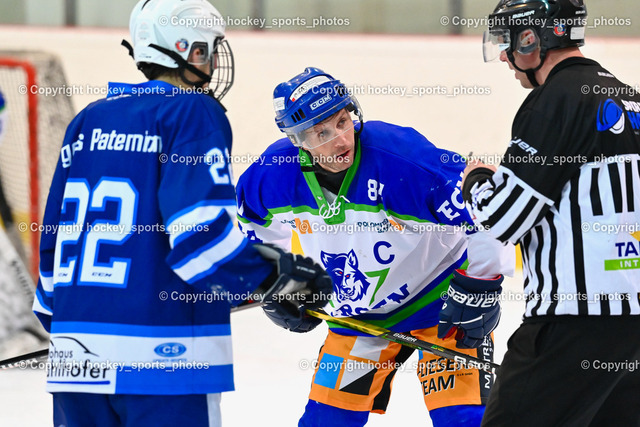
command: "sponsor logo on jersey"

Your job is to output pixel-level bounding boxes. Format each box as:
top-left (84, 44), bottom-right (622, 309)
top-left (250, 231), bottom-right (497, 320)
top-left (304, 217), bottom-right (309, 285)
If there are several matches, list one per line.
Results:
top-left (621, 99), bottom-right (640, 131)
top-left (604, 235), bottom-right (640, 271)
top-left (46, 337), bottom-right (114, 384)
top-left (321, 249), bottom-right (370, 303)
top-left (597, 99), bottom-right (625, 134)
top-left (89, 128), bottom-right (163, 153)
top-left (508, 137), bottom-right (538, 155)
top-left (154, 343), bottom-right (187, 358)
top-left (294, 218), bottom-right (313, 234)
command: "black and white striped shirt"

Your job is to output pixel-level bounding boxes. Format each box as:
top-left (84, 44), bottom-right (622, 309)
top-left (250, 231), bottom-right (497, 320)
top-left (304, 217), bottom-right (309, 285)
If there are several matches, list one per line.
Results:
top-left (469, 57), bottom-right (640, 319)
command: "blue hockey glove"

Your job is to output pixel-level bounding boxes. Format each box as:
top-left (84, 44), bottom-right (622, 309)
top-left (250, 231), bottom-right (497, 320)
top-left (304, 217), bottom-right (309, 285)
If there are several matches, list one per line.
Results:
top-left (254, 243), bottom-right (333, 333)
top-left (437, 270), bottom-right (503, 349)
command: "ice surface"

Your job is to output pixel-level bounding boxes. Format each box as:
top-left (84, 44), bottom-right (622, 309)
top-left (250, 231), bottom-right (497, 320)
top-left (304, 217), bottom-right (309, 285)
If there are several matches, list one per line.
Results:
top-left (0, 275), bottom-right (524, 426)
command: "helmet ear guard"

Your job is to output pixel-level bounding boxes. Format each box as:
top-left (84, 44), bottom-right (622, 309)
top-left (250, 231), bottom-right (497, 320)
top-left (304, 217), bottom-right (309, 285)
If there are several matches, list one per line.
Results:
top-left (515, 28), bottom-right (540, 55)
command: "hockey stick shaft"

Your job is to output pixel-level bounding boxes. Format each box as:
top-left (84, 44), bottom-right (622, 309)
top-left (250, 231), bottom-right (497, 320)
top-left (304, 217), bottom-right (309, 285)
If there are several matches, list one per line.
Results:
top-left (0, 300), bottom-right (264, 370)
top-left (0, 348), bottom-right (48, 370)
top-left (306, 309), bottom-right (499, 375)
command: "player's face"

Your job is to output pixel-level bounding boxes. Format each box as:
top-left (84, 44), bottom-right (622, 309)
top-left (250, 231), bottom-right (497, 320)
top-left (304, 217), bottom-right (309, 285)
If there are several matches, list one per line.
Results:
top-left (304, 109), bottom-right (356, 173)
top-left (500, 29), bottom-right (541, 89)
top-left (500, 49), bottom-right (540, 89)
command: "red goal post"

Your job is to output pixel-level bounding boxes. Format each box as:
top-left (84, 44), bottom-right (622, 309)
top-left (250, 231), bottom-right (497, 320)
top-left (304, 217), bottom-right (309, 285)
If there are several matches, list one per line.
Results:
top-left (0, 51), bottom-right (75, 280)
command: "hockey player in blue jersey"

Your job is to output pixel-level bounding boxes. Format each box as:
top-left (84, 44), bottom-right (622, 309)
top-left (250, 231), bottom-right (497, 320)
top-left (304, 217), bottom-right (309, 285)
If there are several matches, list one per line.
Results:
top-left (32, 1), bottom-right (331, 426)
top-left (236, 68), bottom-right (515, 426)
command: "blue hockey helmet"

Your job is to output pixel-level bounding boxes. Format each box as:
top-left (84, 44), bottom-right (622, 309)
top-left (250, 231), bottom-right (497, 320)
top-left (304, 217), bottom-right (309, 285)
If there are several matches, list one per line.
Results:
top-left (273, 67), bottom-right (363, 148)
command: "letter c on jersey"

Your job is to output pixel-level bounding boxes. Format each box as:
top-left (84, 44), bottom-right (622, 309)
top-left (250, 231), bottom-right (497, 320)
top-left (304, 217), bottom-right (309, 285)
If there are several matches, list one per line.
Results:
top-left (373, 241), bottom-right (395, 265)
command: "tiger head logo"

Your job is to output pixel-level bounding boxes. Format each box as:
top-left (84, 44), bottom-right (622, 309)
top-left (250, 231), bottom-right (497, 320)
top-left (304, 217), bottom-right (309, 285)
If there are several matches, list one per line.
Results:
top-left (321, 249), bottom-right (370, 303)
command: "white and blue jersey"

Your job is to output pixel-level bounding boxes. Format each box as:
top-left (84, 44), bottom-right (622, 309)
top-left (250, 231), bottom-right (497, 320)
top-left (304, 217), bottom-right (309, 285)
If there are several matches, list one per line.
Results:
top-left (237, 121), bottom-right (513, 334)
top-left (33, 80), bottom-right (273, 395)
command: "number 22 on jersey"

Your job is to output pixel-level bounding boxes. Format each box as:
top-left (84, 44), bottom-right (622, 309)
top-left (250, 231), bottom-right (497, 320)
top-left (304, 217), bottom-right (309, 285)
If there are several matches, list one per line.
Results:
top-left (54, 178), bottom-right (137, 288)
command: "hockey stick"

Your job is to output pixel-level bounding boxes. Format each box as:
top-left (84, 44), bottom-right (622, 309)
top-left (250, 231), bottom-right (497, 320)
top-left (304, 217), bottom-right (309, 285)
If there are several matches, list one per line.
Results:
top-left (0, 300), bottom-right (264, 370)
top-left (0, 348), bottom-right (48, 370)
top-left (0, 215), bottom-right (49, 358)
top-left (306, 309), bottom-right (499, 375)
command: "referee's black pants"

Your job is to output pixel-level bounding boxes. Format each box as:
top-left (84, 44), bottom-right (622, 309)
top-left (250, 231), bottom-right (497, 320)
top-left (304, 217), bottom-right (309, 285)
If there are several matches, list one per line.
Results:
top-left (482, 316), bottom-right (640, 427)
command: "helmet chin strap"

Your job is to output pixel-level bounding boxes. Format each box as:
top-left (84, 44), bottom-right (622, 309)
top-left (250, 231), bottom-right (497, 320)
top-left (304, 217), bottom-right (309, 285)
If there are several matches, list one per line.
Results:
top-left (347, 104), bottom-right (365, 139)
top-left (506, 47), bottom-right (548, 88)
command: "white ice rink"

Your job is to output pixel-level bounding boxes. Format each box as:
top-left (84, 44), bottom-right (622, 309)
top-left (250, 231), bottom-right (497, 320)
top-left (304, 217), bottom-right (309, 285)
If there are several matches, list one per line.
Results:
top-left (0, 26), bottom-right (638, 426)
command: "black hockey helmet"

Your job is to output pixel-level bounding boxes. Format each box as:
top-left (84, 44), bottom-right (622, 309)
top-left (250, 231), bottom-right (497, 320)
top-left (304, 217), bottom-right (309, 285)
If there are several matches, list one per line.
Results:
top-left (483, 0), bottom-right (588, 86)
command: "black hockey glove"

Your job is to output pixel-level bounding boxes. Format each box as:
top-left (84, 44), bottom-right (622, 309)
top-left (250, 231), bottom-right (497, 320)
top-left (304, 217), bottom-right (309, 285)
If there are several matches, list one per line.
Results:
top-left (437, 269), bottom-right (503, 349)
top-left (254, 243), bottom-right (333, 333)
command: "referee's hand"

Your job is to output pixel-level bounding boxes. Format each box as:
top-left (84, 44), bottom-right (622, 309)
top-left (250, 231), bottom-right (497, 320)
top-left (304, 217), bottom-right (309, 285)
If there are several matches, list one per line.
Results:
top-left (462, 160), bottom-right (496, 189)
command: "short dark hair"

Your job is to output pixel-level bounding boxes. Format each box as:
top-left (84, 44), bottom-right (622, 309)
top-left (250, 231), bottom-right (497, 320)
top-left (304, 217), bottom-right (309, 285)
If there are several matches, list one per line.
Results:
top-left (137, 62), bottom-right (180, 81)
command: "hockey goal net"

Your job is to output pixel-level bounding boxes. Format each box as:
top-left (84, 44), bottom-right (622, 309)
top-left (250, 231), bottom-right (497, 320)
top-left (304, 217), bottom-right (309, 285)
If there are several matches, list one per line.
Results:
top-left (0, 51), bottom-right (74, 280)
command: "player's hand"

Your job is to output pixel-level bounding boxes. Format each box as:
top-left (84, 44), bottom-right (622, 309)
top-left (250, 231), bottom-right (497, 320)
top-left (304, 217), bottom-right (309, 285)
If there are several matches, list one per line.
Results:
top-left (462, 159), bottom-right (496, 189)
top-left (254, 243), bottom-right (333, 332)
top-left (438, 269), bottom-right (503, 348)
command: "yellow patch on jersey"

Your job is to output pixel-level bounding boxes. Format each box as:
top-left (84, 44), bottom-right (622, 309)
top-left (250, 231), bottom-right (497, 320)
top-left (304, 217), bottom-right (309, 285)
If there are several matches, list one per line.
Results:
top-left (291, 230), bottom-right (304, 255)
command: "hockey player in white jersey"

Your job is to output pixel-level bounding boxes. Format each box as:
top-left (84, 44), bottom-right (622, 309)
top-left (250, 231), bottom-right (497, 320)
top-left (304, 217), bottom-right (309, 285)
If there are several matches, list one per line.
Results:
top-left (32, 1), bottom-right (331, 426)
top-left (236, 68), bottom-right (515, 426)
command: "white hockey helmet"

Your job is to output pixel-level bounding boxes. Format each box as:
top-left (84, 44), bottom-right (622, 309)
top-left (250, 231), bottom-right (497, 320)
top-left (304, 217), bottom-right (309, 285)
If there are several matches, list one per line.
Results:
top-left (130, 0), bottom-right (224, 68)
top-left (127, 0), bottom-right (234, 98)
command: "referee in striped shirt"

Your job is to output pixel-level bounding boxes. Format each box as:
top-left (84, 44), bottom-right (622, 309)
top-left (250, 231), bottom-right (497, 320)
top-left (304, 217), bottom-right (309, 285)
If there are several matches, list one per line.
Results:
top-left (464, 1), bottom-right (640, 425)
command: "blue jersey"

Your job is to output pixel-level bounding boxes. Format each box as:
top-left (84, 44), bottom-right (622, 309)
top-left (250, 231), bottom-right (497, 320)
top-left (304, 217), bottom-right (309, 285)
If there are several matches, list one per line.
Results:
top-left (33, 80), bottom-right (272, 395)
